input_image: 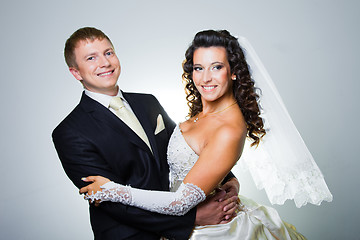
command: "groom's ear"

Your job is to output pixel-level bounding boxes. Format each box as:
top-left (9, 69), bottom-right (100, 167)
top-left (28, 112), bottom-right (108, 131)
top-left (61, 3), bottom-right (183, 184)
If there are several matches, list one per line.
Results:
top-left (69, 67), bottom-right (83, 81)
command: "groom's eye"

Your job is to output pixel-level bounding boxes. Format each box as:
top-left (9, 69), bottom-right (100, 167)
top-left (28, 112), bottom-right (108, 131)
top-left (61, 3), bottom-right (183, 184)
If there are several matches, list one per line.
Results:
top-left (105, 51), bottom-right (114, 56)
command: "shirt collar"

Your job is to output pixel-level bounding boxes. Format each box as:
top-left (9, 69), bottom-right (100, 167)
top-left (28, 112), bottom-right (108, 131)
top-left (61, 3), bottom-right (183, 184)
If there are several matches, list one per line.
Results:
top-left (84, 87), bottom-right (126, 108)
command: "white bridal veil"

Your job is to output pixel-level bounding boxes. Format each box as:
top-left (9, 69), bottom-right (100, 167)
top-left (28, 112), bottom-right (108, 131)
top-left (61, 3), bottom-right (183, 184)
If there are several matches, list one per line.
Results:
top-left (238, 37), bottom-right (333, 208)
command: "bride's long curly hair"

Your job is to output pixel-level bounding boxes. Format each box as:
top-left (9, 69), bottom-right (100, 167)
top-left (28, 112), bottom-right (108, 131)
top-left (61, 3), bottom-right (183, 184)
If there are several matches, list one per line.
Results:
top-left (182, 30), bottom-right (265, 146)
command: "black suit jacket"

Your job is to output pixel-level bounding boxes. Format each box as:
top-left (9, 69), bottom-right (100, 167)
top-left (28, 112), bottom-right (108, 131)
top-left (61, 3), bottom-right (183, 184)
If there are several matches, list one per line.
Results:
top-left (53, 92), bottom-right (196, 240)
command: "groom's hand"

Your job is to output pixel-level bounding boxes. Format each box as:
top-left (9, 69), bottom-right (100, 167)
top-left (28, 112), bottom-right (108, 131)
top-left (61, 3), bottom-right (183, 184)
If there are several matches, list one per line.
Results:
top-left (220, 177), bottom-right (240, 200)
top-left (195, 188), bottom-right (238, 226)
top-left (219, 177), bottom-right (240, 224)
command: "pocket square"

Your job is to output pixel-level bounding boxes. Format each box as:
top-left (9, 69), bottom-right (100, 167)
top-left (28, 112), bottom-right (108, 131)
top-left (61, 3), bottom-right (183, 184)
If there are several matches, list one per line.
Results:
top-left (154, 114), bottom-right (165, 135)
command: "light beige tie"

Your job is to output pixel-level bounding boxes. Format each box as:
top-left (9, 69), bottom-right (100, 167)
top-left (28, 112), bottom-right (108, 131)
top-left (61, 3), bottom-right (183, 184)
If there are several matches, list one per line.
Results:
top-left (109, 97), bottom-right (152, 153)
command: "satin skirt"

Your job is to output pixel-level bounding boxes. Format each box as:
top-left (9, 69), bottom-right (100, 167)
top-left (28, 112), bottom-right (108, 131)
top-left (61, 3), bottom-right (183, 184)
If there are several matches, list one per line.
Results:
top-left (189, 196), bottom-right (306, 240)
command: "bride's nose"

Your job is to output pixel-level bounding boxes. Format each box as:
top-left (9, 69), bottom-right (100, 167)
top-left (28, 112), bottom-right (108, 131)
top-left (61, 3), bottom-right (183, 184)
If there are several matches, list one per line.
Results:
top-left (202, 70), bottom-right (212, 83)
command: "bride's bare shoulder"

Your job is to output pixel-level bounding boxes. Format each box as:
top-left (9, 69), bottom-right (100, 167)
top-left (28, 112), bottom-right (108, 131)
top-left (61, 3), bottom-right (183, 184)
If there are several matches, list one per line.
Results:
top-left (178, 119), bottom-right (192, 133)
top-left (215, 112), bottom-right (247, 142)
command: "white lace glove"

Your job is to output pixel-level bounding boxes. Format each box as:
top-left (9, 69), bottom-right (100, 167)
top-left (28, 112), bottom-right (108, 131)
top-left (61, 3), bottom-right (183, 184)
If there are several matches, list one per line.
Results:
top-left (85, 181), bottom-right (206, 216)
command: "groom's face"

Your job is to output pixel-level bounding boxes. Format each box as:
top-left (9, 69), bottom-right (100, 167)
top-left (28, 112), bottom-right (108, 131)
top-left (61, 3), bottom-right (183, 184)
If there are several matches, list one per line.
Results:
top-left (69, 38), bottom-right (121, 96)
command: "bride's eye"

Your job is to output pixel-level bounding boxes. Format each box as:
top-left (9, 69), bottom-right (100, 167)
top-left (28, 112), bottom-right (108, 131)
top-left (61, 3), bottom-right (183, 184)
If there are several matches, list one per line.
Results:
top-left (212, 65), bottom-right (223, 71)
top-left (193, 66), bottom-right (203, 71)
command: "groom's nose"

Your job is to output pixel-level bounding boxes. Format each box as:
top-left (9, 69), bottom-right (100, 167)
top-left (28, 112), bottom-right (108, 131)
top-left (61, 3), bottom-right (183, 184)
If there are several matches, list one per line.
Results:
top-left (99, 55), bottom-right (111, 68)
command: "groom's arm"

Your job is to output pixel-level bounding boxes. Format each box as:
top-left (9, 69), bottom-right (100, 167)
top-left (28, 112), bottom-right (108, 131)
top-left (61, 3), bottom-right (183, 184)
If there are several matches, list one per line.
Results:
top-left (52, 124), bottom-right (195, 240)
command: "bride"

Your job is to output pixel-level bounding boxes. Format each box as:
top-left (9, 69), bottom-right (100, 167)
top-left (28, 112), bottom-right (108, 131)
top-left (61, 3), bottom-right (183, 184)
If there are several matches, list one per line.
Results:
top-left (80, 30), bottom-right (332, 239)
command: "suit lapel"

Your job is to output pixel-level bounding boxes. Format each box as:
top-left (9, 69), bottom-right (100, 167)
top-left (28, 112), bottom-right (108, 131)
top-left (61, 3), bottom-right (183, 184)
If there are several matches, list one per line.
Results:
top-left (123, 93), bottom-right (160, 162)
top-left (80, 93), bottom-right (152, 155)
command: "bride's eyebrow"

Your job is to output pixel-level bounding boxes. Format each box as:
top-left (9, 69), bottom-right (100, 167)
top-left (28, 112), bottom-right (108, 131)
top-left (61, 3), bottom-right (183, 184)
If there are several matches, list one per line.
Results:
top-left (193, 61), bottom-right (224, 67)
top-left (211, 61), bottom-right (224, 65)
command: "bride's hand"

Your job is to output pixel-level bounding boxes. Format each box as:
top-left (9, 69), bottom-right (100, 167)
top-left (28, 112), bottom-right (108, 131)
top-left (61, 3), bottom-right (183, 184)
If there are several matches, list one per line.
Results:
top-left (79, 176), bottom-right (111, 197)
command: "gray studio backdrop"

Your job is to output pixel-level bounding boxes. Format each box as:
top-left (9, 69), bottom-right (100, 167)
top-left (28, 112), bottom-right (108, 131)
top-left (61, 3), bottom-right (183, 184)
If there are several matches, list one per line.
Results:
top-left (1, 0), bottom-right (359, 239)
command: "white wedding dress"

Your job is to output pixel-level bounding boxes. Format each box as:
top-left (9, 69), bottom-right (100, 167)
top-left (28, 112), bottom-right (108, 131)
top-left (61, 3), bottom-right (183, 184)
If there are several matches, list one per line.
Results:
top-left (88, 123), bottom-right (307, 239)
top-left (88, 122), bottom-right (307, 239)
top-left (167, 124), bottom-right (306, 240)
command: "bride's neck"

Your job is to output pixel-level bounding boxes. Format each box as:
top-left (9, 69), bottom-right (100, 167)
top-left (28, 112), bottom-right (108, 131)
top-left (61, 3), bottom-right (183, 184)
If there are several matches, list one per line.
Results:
top-left (201, 98), bottom-right (237, 115)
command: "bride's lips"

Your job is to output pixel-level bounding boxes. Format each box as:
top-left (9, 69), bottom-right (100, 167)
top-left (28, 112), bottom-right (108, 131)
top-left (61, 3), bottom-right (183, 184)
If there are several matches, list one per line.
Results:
top-left (97, 69), bottom-right (115, 77)
top-left (202, 85), bottom-right (217, 91)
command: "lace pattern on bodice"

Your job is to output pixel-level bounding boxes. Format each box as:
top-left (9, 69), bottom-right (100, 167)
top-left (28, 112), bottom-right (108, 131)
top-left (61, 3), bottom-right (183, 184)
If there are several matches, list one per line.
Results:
top-left (167, 124), bottom-right (199, 191)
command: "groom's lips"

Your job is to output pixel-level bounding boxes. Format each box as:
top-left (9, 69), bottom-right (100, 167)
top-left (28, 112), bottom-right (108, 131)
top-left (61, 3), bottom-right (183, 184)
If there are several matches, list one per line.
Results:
top-left (97, 69), bottom-right (115, 77)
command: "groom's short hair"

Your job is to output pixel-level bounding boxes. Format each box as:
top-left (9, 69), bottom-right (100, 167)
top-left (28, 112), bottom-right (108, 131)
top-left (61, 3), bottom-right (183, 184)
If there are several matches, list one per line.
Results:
top-left (64, 27), bottom-right (113, 68)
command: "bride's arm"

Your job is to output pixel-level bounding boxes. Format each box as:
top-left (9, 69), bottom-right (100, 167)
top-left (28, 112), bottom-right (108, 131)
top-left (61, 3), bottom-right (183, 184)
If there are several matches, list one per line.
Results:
top-left (80, 125), bottom-right (246, 216)
top-left (182, 125), bottom-right (245, 195)
top-left (80, 177), bottom-right (206, 216)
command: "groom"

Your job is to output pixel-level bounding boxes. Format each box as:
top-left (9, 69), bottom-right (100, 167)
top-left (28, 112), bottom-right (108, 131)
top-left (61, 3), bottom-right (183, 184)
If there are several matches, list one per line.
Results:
top-left (53, 27), bottom-right (239, 240)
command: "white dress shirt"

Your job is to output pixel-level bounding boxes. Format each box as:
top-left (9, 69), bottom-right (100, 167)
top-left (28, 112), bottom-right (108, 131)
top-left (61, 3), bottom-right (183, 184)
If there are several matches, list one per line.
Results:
top-left (84, 87), bottom-right (135, 115)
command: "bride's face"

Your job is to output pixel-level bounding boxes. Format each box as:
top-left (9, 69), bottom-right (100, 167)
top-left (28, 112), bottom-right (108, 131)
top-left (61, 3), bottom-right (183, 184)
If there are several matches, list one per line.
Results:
top-left (192, 47), bottom-right (235, 102)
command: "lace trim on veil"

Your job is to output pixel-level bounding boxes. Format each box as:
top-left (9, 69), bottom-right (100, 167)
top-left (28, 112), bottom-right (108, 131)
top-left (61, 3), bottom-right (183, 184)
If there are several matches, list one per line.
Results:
top-left (237, 37), bottom-right (333, 207)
